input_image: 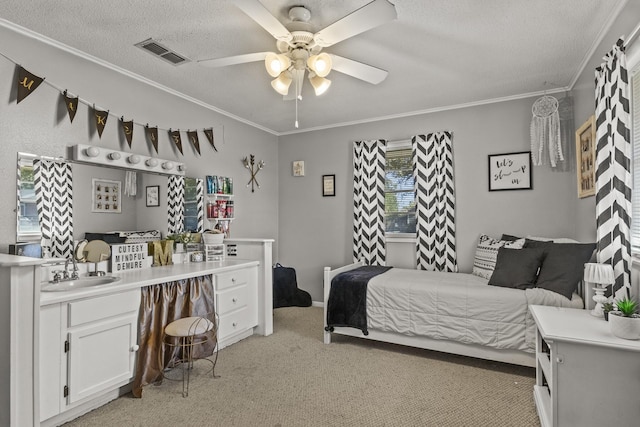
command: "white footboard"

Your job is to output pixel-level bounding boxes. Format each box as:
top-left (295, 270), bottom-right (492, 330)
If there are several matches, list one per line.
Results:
top-left (323, 260), bottom-right (365, 344)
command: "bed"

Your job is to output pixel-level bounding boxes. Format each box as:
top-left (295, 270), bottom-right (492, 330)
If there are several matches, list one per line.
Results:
top-left (323, 235), bottom-right (595, 367)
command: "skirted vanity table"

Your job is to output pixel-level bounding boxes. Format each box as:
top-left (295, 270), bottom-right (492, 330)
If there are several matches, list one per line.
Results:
top-left (0, 238), bottom-right (273, 427)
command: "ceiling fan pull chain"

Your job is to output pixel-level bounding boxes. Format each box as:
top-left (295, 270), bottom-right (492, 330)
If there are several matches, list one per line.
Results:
top-left (295, 78), bottom-right (300, 128)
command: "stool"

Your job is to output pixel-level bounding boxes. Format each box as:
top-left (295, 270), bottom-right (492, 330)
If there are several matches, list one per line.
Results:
top-left (162, 315), bottom-right (218, 397)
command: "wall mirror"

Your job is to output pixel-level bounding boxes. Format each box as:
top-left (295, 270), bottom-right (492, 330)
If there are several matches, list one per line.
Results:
top-left (16, 152), bottom-right (202, 246)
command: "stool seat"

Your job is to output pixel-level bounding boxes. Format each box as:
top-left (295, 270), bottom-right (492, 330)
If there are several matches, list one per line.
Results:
top-left (165, 317), bottom-right (214, 337)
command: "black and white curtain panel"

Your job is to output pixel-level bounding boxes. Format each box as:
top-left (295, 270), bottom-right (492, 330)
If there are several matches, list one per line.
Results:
top-left (412, 132), bottom-right (457, 272)
top-left (353, 140), bottom-right (387, 265)
top-left (33, 159), bottom-right (74, 259)
top-left (167, 175), bottom-right (185, 235)
top-left (196, 178), bottom-right (205, 232)
top-left (595, 38), bottom-right (632, 299)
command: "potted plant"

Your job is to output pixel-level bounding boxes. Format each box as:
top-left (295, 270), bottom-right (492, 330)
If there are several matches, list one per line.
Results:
top-left (602, 301), bottom-right (615, 321)
top-left (608, 297), bottom-right (640, 340)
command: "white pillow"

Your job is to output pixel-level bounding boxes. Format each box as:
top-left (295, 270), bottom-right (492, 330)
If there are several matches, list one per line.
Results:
top-left (472, 234), bottom-right (525, 280)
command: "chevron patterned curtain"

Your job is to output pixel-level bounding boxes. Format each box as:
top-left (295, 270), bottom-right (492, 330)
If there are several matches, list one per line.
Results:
top-left (33, 159), bottom-right (73, 259)
top-left (167, 175), bottom-right (185, 235)
top-left (412, 132), bottom-right (457, 272)
top-left (595, 38), bottom-right (632, 300)
top-left (195, 178), bottom-right (205, 232)
top-left (353, 140), bottom-right (387, 265)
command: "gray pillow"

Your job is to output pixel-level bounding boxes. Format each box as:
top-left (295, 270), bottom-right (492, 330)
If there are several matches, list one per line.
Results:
top-left (489, 247), bottom-right (546, 290)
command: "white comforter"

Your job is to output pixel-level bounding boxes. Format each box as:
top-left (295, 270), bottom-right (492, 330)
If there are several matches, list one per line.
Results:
top-left (366, 269), bottom-right (582, 352)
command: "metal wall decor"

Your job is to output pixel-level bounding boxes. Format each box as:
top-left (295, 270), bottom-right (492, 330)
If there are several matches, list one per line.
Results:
top-left (243, 154), bottom-right (265, 192)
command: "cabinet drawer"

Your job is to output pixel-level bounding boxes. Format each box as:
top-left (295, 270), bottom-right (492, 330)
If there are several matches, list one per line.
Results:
top-left (215, 268), bottom-right (249, 290)
top-left (218, 308), bottom-right (250, 340)
top-left (216, 285), bottom-right (248, 316)
top-left (68, 290), bottom-right (140, 327)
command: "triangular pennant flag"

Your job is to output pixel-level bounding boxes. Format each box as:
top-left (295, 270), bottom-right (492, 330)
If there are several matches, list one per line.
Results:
top-left (16, 66), bottom-right (45, 104)
top-left (120, 117), bottom-right (134, 148)
top-left (169, 129), bottom-right (183, 155)
top-left (204, 128), bottom-right (217, 151)
top-left (62, 90), bottom-right (79, 123)
top-left (145, 125), bottom-right (159, 153)
top-left (187, 130), bottom-right (201, 155)
top-left (93, 106), bottom-right (109, 138)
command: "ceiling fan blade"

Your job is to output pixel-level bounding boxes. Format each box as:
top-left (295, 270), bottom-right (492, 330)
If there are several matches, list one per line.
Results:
top-left (236, 0), bottom-right (292, 43)
top-left (330, 55), bottom-right (388, 85)
top-left (313, 0), bottom-right (397, 47)
top-left (198, 52), bottom-right (269, 68)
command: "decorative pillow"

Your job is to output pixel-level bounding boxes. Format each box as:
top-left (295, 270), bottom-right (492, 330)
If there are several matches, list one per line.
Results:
top-left (472, 234), bottom-right (525, 280)
top-left (525, 240), bottom-right (597, 299)
top-left (488, 247), bottom-right (546, 290)
top-left (500, 234), bottom-right (520, 241)
top-left (526, 235), bottom-right (579, 244)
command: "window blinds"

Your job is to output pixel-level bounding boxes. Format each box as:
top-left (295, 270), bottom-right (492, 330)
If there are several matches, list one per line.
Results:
top-left (631, 66), bottom-right (640, 250)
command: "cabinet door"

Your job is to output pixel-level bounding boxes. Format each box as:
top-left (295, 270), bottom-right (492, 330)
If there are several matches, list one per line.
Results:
top-left (67, 315), bottom-right (138, 404)
top-left (40, 304), bottom-right (63, 422)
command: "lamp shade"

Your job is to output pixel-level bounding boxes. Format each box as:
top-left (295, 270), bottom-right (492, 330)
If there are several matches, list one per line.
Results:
top-left (583, 263), bottom-right (615, 285)
top-left (265, 53), bottom-right (291, 78)
top-left (307, 53), bottom-right (332, 78)
top-left (271, 71), bottom-right (292, 96)
top-left (308, 73), bottom-right (331, 96)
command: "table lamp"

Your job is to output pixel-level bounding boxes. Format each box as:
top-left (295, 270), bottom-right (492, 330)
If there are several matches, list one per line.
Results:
top-left (583, 263), bottom-right (615, 317)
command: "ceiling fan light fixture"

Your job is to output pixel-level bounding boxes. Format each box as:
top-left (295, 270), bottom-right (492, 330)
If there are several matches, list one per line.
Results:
top-left (265, 52), bottom-right (291, 77)
top-left (307, 53), bottom-right (332, 77)
top-left (309, 73), bottom-right (331, 96)
top-left (271, 71), bottom-right (293, 95)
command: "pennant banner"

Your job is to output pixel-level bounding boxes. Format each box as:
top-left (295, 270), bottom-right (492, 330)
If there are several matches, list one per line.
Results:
top-left (146, 125), bottom-right (158, 153)
top-left (169, 129), bottom-right (183, 155)
top-left (121, 117), bottom-right (134, 148)
top-left (187, 130), bottom-right (201, 155)
top-left (16, 66), bottom-right (44, 104)
top-left (93, 107), bottom-right (109, 138)
top-left (63, 90), bottom-right (78, 123)
top-left (204, 128), bottom-right (216, 151)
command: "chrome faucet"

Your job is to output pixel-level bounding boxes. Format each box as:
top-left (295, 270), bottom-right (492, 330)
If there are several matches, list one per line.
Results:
top-left (65, 257), bottom-right (79, 280)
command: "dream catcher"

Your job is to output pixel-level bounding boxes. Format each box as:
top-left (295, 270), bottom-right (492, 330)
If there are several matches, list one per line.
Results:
top-left (531, 94), bottom-right (563, 167)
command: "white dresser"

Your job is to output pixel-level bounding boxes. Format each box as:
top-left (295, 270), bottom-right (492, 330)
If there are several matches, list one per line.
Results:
top-left (530, 305), bottom-right (640, 427)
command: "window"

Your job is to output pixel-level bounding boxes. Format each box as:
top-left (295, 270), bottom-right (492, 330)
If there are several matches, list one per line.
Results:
top-left (17, 154), bottom-right (40, 241)
top-left (630, 37), bottom-right (640, 251)
top-left (385, 146), bottom-right (416, 234)
top-left (183, 177), bottom-right (200, 232)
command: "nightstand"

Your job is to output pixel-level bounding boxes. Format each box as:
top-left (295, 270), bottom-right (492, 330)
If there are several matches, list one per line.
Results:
top-left (530, 305), bottom-right (640, 427)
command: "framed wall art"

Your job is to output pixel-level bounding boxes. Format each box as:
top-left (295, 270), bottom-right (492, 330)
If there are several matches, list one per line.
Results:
top-left (92, 178), bottom-right (121, 213)
top-left (488, 151), bottom-right (532, 191)
top-left (322, 174), bottom-right (335, 197)
top-left (292, 160), bottom-right (305, 177)
top-left (146, 185), bottom-right (160, 207)
top-left (575, 115), bottom-right (596, 198)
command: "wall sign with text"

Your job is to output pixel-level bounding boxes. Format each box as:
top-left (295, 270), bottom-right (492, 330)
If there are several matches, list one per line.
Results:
top-left (488, 151), bottom-right (532, 191)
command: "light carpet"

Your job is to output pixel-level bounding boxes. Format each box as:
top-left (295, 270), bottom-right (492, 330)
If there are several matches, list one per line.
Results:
top-left (64, 306), bottom-right (540, 427)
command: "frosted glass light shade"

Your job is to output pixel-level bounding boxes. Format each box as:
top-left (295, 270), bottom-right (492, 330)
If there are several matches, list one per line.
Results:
top-left (307, 53), bottom-right (332, 77)
top-left (265, 53), bottom-right (291, 77)
top-left (271, 72), bottom-right (292, 95)
top-left (584, 263), bottom-right (615, 285)
top-left (85, 147), bottom-right (100, 157)
top-left (309, 73), bottom-right (331, 96)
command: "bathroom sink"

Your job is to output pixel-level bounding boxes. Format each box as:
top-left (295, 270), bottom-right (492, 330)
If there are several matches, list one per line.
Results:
top-left (41, 276), bottom-right (121, 292)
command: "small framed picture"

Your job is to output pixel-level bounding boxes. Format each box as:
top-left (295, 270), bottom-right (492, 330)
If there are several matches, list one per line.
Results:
top-left (488, 151), bottom-right (532, 191)
top-left (575, 115), bottom-right (596, 198)
top-left (92, 178), bottom-right (122, 213)
top-left (322, 174), bottom-right (335, 197)
top-left (293, 160), bottom-right (305, 177)
top-left (146, 185), bottom-right (160, 207)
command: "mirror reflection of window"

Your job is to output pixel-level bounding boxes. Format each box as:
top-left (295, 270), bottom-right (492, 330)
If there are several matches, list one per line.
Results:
top-left (17, 153), bottom-right (41, 241)
top-left (184, 177), bottom-right (200, 232)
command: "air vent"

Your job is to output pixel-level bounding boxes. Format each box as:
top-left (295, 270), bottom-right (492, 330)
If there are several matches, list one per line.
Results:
top-left (135, 38), bottom-right (190, 66)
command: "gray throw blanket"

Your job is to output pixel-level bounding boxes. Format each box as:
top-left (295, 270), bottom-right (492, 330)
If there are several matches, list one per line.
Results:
top-left (325, 265), bottom-right (392, 335)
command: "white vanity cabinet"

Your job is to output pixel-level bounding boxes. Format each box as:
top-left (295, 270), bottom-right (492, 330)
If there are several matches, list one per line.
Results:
top-left (214, 265), bottom-right (259, 348)
top-left (40, 290), bottom-right (140, 424)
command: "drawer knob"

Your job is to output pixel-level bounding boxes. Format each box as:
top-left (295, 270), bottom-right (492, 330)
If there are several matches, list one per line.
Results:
top-left (131, 344), bottom-right (139, 352)
top-left (232, 297), bottom-right (238, 303)
top-left (232, 322), bottom-right (238, 327)
top-left (231, 277), bottom-right (236, 283)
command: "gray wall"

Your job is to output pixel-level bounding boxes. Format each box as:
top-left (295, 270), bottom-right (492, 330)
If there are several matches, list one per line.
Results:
top-left (278, 97), bottom-right (579, 302)
top-left (0, 23), bottom-right (279, 253)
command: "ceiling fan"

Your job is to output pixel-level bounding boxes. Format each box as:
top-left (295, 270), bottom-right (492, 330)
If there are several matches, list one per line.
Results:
top-left (198, 0), bottom-right (397, 101)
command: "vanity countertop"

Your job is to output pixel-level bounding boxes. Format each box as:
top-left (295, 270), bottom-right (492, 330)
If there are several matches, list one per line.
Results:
top-left (39, 258), bottom-right (259, 306)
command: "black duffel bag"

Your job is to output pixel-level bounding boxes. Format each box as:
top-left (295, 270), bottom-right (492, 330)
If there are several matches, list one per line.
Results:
top-left (272, 263), bottom-right (312, 308)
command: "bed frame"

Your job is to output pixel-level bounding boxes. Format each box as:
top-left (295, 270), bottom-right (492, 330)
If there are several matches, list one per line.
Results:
top-left (323, 261), bottom-right (585, 368)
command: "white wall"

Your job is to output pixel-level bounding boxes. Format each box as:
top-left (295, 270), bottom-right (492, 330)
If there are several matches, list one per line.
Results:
top-left (0, 23), bottom-right (279, 254)
top-left (278, 96), bottom-right (580, 301)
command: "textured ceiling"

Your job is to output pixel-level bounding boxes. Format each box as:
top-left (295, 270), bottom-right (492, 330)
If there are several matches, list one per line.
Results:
top-left (0, 0), bottom-right (627, 135)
